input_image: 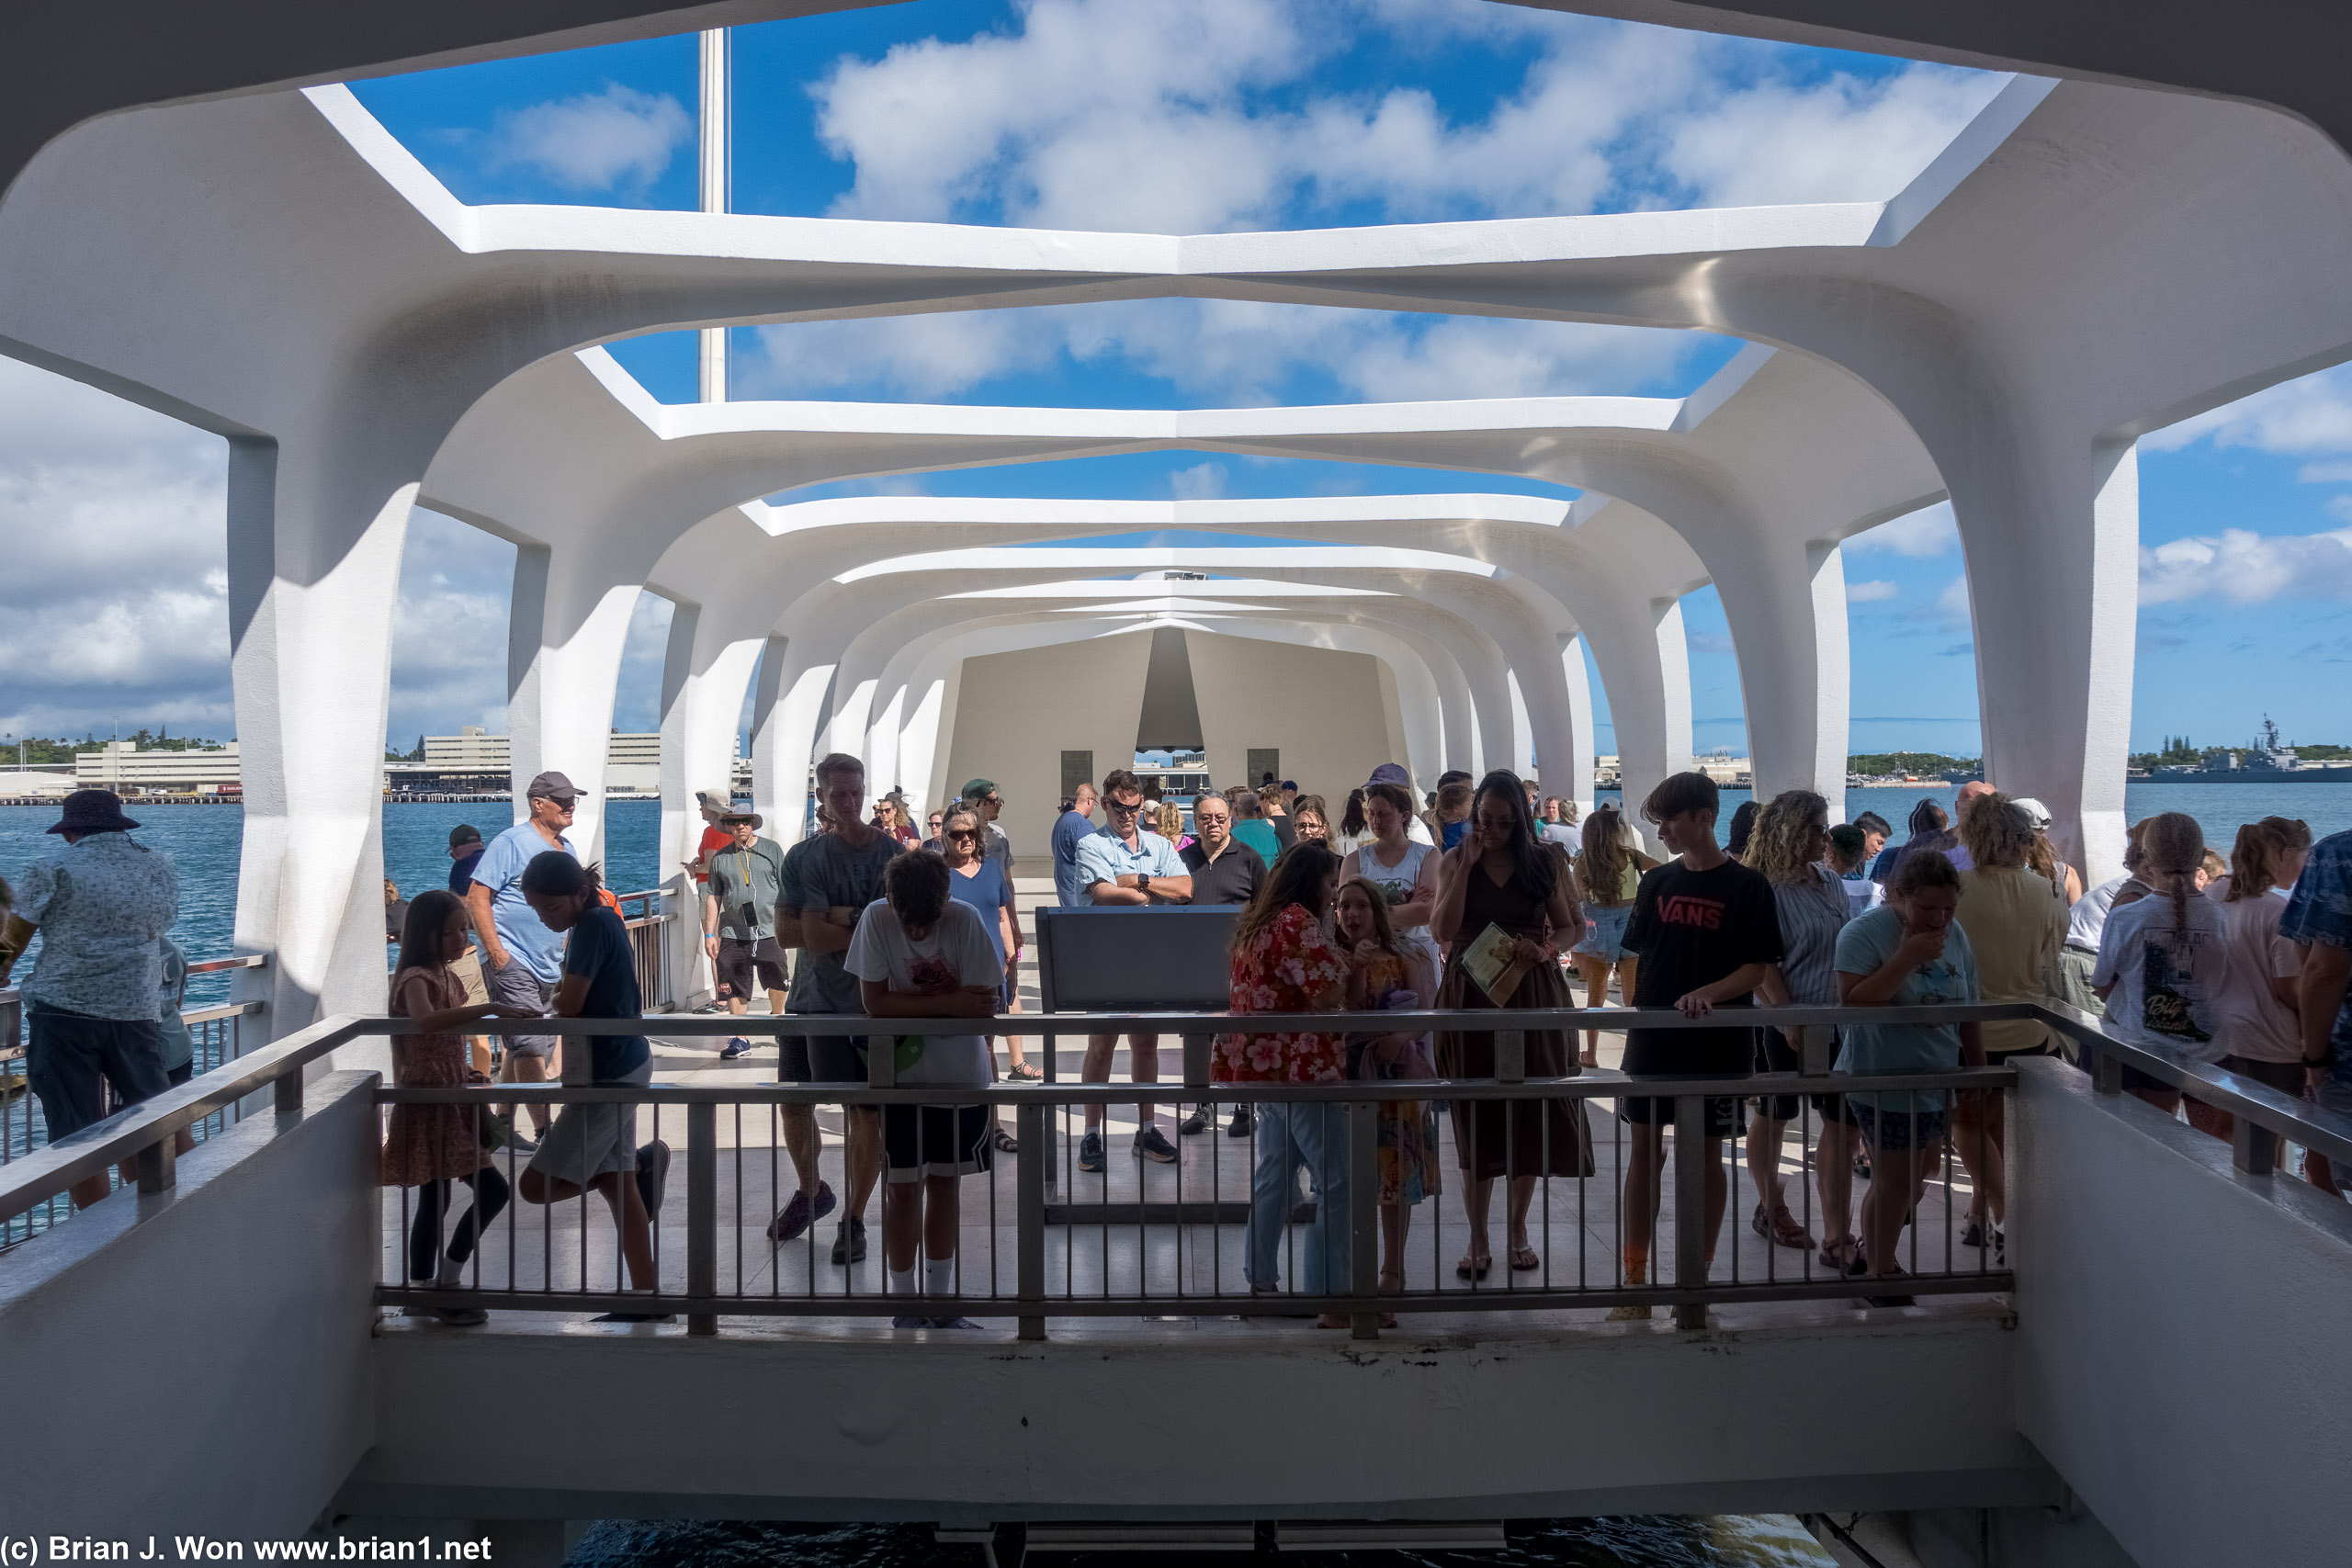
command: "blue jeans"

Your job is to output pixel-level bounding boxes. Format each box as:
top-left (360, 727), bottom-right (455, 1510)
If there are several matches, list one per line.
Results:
top-left (1246, 1099), bottom-right (1351, 1293)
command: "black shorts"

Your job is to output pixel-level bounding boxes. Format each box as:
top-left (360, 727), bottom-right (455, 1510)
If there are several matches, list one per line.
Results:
top-left (26, 1005), bottom-right (169, 1141)
top-left (166, 1060), bottom-right (193, 1088)
top-left (1754, 1026), bottom-right (1804, 1121)
top-left (716, 936), bottom-right (788, 999)
top-left (883, 1101), bottom-right (993, 1181)
top-left (804, 1032), bottom-right (871, 1089)
top-left (1620, 1025), bottom-right (1751, 1139)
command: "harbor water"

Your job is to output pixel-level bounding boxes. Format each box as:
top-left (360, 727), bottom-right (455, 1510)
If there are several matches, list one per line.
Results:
top-left (562, 1515), bottom-right (1845, 1568)
top-left (7, 782), bottom-right (2352, 1005)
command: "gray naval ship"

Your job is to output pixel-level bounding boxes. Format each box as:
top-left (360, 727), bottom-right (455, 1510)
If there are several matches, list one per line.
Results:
top-left (2151, 717), bottom-right (2352, 783)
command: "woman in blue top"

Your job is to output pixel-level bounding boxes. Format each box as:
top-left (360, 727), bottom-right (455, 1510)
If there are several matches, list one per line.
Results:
top-left (516, 852), bottom-right (670, 1323)
top-left (1834, 848), bottom-right (1984, 1303)
top-left (942, 806), bottom-right (1033, 1148)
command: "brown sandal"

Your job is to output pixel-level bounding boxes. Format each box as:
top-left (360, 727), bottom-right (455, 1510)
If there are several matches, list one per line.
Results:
top-left (1753, 1202), bottom-right (1813, 1250)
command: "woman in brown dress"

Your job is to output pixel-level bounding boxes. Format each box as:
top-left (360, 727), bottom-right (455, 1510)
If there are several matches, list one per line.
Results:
top-left (1432, 770), bottom-right (1587, 1280)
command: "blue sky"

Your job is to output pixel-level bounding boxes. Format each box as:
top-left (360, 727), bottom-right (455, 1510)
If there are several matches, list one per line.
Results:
top-left (5, 0), bottom-right (2351, 766)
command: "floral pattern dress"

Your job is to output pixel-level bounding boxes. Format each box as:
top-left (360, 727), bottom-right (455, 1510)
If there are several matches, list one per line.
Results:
top-left (1214, 903), bottom-right (1351, 1083)
top-left (1350, 947), bottom-right (1442, 1207)
top-left (380, 964), bottom-right (493, 1187)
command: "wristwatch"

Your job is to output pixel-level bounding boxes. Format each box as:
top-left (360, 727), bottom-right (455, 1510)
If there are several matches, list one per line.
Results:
top-left (1138, 873), bottom-right (1153, 897)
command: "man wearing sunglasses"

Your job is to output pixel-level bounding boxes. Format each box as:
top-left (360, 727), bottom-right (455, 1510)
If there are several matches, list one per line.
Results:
top-left (1071, 769), bottom-right (1193, 1170)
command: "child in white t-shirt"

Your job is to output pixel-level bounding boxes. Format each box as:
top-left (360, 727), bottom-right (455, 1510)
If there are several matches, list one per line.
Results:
top-left (844, 852), bottom-right (1005, 1330)
top-left (2092, 812), bottom-right (2227, 1115)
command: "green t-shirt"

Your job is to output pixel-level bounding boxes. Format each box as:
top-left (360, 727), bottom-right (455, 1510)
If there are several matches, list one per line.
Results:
top-left (706, 837), bottom-right (786, 940)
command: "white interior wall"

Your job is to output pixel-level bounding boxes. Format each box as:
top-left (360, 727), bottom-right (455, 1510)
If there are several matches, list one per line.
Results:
top-left (1184, 634), bottom-right (1402, 807)
top-left (939, 634), bottom-right (1155, 863)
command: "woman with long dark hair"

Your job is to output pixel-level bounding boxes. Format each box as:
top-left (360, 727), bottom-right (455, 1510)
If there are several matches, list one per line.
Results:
top-left (1216, 842), bottom-right (1353, 1323)
top-left (1430, 770), bottom-right (1587, 1280)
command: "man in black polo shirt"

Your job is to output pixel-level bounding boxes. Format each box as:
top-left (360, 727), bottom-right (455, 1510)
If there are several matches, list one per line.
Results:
top-left (1176, 792), bottom-right (1264, 1137)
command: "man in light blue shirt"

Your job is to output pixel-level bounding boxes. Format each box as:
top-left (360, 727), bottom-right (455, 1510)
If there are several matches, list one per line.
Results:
top-left (1070, 769), bottom-right (1193, 1171)
top-left (1051, 782), bottom-right (1098, 909)
top-left (463, 771), bottom-right (580, 1145)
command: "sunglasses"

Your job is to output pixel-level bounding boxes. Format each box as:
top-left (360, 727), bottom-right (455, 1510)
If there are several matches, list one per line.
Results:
top-left (1106, 796), bottom-right (1145, 815)
top-left (948, 829), bottom-right (980, 841)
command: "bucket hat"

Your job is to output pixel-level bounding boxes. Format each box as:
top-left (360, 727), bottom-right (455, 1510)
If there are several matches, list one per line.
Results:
top-left (48, 789), bottom-right (139, 835)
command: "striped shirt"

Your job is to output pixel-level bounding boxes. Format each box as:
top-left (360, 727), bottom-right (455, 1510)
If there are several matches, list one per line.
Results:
top-left (1770, 863), bottom-right (1851, 1006)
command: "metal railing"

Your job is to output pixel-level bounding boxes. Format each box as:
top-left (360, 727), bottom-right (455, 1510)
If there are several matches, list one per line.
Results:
top-left (610, 888), bottom-right (673, 1013)
top-left (0, 953), bottom-right (266, 1247)
top-left (8, 999), bottom-right (2351, 1339)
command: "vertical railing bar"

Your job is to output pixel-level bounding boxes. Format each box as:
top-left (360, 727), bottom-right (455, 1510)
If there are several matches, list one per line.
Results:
top-left (1672, 1093), bottom-right (1705, 1329)
top-left (1018, 1097), bottom-right (1046, 1340)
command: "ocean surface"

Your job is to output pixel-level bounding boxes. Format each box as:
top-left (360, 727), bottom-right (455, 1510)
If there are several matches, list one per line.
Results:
top-left (562, 1516), bottom-right (1842, 1568)
top-left (6, 783), bottom-right (2349, 1007)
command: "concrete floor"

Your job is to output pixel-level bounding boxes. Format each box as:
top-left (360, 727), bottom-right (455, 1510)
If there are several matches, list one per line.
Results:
top-left (381, 880), bottom-right (2007, 1327)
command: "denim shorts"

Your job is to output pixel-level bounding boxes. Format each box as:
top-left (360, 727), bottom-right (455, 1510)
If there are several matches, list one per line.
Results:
top-left (1573, 903), bottom-right (1632, 962)
top-left (1850, 1100), bottom-right (1949, 1151)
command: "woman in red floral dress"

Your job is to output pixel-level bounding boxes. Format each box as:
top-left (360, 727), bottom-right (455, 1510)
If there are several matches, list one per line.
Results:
top-left (1216, 843), bottom-right (1352, 1323)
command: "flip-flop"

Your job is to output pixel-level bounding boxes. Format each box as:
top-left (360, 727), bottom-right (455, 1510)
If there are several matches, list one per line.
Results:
top-left (1455, 1254), bottom-right (1492, 1280)
top-left (1508, 1245), bottom-right (1541, 1272)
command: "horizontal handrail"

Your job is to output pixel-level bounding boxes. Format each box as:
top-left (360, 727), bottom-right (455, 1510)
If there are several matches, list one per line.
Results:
top-left (8, 995), bottom-right (2352, 1246)
top-left (405, 1002), bottom-right (2052, 1035)
top-left (179, 1000), bottom-right (266, 1026)
top-left (186, 954), bottom-right (267, 975)
top-left (0, 1012), bottom-right (364, 1226)
top-left (377, 1064), bottom-right (2018, 1106)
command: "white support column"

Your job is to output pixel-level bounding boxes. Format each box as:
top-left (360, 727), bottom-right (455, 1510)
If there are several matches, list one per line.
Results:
top-left (504, 549), bottom-right (640, 865)
top-left (695, 26), bottom-right (729, 405)
top-left (1600, 596), bottom-right (1695, 830)
top-left (224, 438), bottom-right (410, 1043)
top-left (760, 645), bottom-right (842, 851)
top-left (1804, 541), bottom-right (1853, 827)
top-left (1559, 634), bottom-right (1599, 822)
top-left (747, 632), bottom-right (791, 830)
top-left (1970, 438), bottom-right (2139, 883)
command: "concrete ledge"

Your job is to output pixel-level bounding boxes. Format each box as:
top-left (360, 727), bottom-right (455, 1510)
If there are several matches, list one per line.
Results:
top-left (0, 1072), bottom-right (381, 1539)
top-left (345, 1302), bottom-right (2045, 1521)
top-left (2012, 1060), bottom-right (2352, 1568)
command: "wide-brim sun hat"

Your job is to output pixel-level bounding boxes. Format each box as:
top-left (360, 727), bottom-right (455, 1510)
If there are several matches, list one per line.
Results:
top-left (722, 812), bottom-right (764, 831)
top-left (48, 789), bottom-right (140, 835)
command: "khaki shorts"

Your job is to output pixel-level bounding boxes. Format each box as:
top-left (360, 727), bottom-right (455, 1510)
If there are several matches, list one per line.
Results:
top-left (451, 944), bottom-right (491, 1005)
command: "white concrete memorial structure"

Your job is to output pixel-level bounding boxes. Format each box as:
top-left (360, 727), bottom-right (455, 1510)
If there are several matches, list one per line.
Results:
top-left (0, 16), bottom-right (2347, 1055)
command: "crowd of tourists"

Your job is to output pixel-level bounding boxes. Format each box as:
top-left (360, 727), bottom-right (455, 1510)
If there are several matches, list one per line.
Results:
top-left (9, 747), bottom-right (2352, 1331)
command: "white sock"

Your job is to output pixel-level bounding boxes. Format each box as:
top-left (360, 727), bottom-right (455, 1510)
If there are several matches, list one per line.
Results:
top-left (924, 1258), bottom-right (955, 1297)
top-left (435, 1254), bottom-right (465, 1290)
top-left (888, 1266), bottom-right (918, 1298)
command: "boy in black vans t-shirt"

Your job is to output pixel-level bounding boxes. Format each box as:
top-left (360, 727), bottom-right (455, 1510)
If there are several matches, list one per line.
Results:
top-left (1612, 772), bottom-right (1783, 1314)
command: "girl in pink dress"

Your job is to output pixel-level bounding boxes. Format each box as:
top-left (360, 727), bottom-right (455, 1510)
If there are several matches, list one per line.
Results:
top-left (385, 889), bottom-right (516, 1324)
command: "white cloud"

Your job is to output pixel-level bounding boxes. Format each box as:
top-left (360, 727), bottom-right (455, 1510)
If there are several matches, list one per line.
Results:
top-left (806, 0), bottom-right (2002, 233)
top-left (1659, 65), bottom-right (2004, 209)
top-left (2140, 527), bottom-right (2352, 605)
top-left (1846, 578), bottom-right (1900, 603)
top-left (0, 358), bottom-right (232, 739)
top-left (1916, 573), bottom-right (1973, 634)
top-left (490, 84), bottom-right (690, 192)
top-left (387, 510), bottom-right (515, 743)
top-left (1169, 462), bottom-right (1228, 500)
top-left (1845, 501), bottom-right (1959, 558)
top-left (746, 298), bottom-right (1705, 405)
top-left (2143, 364), bottom-right (2352, 456)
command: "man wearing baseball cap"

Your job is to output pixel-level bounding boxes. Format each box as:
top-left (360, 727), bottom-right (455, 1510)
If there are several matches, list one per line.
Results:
top-left (0, 790), bottom-right (180, 1209)
top-left (463, 771), bottom-right (582, 1147)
